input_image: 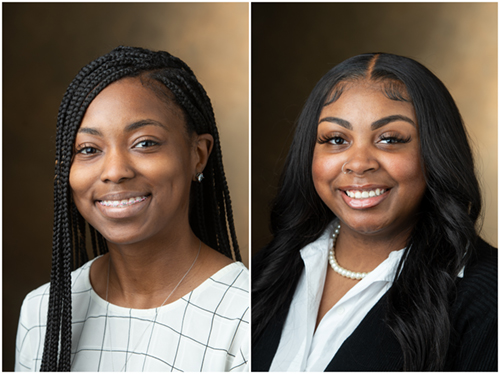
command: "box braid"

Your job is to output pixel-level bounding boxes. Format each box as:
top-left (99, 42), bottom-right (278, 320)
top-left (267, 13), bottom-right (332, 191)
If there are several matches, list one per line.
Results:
top-left (41, 46), bottom-right (241, 371)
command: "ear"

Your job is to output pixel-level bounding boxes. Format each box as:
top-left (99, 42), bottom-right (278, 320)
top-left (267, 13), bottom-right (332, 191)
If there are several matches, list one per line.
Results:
top-left (192, 133), bottom-right (214, 181)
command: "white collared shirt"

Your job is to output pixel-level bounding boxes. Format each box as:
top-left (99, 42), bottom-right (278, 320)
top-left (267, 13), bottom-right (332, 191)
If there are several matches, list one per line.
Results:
top-left (269, 221), bottom-right (405, 372)
top-left (270, 221), bottom-right (465, 372)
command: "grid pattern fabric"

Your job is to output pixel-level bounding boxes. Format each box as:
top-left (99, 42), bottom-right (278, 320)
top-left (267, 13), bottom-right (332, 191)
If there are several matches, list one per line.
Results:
top-left (15, 259), bottom-right (249, 372)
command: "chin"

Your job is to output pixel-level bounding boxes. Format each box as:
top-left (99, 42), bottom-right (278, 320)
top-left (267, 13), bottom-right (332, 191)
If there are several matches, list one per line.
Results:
top-left (104, 236), bottom-right (141, 246)
top-left (100, 234), bottom-right (143, 246)
top-left (338, 214), bottom-right (390, 236)
top-left (96, 225), bottom-right (154, 246)
top-left (348, 224), bottom-right (385, 236)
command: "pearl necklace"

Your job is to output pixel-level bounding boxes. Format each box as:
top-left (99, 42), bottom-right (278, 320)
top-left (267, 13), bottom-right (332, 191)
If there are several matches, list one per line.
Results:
top-left (328, 223), bottom-right (369, 280)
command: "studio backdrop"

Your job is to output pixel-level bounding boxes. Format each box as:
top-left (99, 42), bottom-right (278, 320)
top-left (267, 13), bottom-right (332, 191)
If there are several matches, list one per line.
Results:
top-left (251, 2), bottom-right (497, 253)
top-left (3, 3), bottom-right (248, 370)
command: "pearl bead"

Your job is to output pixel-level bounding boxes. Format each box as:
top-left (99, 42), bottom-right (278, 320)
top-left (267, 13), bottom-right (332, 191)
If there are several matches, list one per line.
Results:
top-left (329, 223), bottom-right (370, 280)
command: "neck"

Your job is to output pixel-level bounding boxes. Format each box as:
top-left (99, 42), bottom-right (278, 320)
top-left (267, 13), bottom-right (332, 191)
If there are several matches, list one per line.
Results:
top-left (334, 221), bottom-right (411, 273)
top-left (94, 228), bottom-right (204, 309)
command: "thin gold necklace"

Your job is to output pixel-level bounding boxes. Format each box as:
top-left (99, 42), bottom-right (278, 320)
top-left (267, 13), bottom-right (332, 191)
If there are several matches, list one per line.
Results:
top-left (103, 240), bottom-right (202, 371)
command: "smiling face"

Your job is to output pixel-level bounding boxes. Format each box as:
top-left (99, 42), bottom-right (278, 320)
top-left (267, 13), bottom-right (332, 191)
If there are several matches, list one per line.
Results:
top-left (312, 81), bottom-right (427, 240)
top-left (69, 77), bottom-right (209, 245)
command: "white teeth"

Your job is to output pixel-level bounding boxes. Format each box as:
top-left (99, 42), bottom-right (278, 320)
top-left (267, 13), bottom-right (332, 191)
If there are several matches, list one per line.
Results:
top-left (99, 196), bottom-right (147, 208)
top-left (346, 189), bottom-right (386, 199)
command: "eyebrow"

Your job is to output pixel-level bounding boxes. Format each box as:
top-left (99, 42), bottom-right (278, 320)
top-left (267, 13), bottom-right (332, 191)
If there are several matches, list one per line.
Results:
top-left (371, 115), bottom-right (416, 129)
top-left (318, 114), bottom-right (415, 130)
top-left (77, 127), bottom-right (102, 136)
top-left (124, 119), bottom-right (168, 132)
top-left (318, 117), bottom-right (352, 130)
top-left (77, 119), bottom-right (168, 136)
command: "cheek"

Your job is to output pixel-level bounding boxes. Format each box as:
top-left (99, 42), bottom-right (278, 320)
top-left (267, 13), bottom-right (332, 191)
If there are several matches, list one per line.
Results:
top-left (311, 150), bottom-right (341, 197)
top-left (159, 150), bottom-right (193, 179)
top-left (149, 151), bottom-right (194, 199)
top-left (385, 152), bottom-right (426, 196)
top-left (69, 166), bottom-right (89, 201)
top-left (68, 166), bottom-right (96, 223)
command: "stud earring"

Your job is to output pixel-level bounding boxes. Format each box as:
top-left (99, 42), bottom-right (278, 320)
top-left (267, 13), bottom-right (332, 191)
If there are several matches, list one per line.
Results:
top-left (196, 172), bottom-right (204, 183)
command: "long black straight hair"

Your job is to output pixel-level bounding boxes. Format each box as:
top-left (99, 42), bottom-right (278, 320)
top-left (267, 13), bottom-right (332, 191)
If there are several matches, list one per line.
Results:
top-left (42, 46), bottom-right (241, 371)
top-left (252, 53), bottom-right (482, 370)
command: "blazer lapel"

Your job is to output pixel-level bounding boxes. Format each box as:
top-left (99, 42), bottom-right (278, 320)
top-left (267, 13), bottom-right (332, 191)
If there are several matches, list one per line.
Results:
top-left (252, 303), bottom-right (290, 371)
top-left (325, 295), bottom-right (403, 371)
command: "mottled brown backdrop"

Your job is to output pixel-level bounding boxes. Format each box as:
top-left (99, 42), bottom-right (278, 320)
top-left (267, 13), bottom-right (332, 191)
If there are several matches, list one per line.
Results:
top-left (3, 3), bottom-right (248, 370)
top-left (252, 3), bottom-right (497, 254)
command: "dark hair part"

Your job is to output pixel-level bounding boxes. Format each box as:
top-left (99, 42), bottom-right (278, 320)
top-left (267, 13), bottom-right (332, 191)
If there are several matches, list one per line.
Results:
top-left (42, 46), bottom-right (241, 371)
top-left (252, 53), bottom-right (481, 370)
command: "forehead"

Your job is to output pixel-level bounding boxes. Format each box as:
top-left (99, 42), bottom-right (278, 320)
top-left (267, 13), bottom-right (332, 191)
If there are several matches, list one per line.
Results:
top-left (81, 77), bottom-right (184, 128)
top-left (320, 82), bottom-right (416, 122)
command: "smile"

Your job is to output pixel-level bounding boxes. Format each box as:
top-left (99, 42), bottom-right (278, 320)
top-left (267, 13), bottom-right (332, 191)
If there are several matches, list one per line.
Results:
top-left (340, 187), bottom-right (390, 209)
top-left (98, 195), bottom-right (148, 208)
top-left (345, 188), bottom-right (386, 199)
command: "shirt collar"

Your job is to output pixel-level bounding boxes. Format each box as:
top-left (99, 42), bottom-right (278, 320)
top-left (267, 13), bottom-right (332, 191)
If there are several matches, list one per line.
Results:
top-left (300, 220), bottom-right (405, 286)
top-left (299, 220), bottom-right (464, 283)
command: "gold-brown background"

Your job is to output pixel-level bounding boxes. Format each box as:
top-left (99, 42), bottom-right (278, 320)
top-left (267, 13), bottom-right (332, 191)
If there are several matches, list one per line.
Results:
top-left (3, 3), bottom-right (248, 370)
top-left (252, 3), bottom-right (497, 254)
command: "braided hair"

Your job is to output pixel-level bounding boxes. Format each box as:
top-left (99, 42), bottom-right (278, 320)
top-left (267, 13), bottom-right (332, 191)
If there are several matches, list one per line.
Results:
top-left (42, 46), bottom-right (241, 371)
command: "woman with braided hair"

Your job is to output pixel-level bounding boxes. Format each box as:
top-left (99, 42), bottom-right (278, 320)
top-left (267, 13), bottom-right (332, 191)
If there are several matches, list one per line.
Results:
top-left (15, 46), bottom-right (248, 372)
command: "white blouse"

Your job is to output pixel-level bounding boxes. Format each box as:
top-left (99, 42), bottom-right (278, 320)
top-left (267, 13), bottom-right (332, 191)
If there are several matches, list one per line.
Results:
top-left (16, 259), bottom-right (249, 372)
top-left (269, 221), bottom-right (404, 372)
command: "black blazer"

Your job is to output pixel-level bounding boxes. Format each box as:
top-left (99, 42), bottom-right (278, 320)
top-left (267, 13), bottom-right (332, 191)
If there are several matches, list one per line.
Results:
top-left (252, 239), bottom-right (497, 371)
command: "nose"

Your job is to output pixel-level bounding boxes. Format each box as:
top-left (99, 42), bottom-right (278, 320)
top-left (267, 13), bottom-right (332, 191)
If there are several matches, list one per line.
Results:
top-left (344, 146), bottom-right (380, 175)
top-left (100, 149), bottom-right (135, 183)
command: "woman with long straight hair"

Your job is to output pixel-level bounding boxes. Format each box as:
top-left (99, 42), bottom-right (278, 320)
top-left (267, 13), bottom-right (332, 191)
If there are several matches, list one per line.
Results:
top-left (16, 46), bottom-right (248, 372)
top-left (252, 53), bottom-right (496, 371)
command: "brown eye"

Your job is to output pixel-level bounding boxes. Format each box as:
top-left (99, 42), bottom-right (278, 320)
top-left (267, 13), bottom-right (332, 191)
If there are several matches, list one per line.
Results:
top-left (378, 135), bottom-right (412, 144)
top-left (76, 146), bottom-right (99, 155)
top-left (318, 135), bottom-right (348, 145)
top-left (329, 137), bottom-right (347, 145)
top-left (134, 140), bottom-right (159, 148)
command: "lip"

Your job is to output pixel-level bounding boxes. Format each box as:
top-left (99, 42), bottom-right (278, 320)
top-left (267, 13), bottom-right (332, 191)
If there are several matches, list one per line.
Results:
top-left (339, 184), bottom-right (391, 191)
top-left (96, 192), bottom-right (150, 201)
top-left (95, 192), bottom-right (151, 219)
top-left (339, 185), bottom-right (391, 210)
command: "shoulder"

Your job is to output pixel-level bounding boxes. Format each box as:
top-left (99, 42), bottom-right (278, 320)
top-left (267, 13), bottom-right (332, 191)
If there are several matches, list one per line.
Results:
top-left (15, 259), bottom-right (96, 371)
top-left (446, 239), bottom-right (497, 370)
top-left (466, 237), bottom-right (497, 274)
top-left (19, 259), bottom-right (94, 322)
top-left (204, 261), bottom-right (249, 299)
top-left (452, 238), bottom-right (497, 334)
top-left (185, 262), bottom-right (249, 371)
top-left (19, 258), bottom-right (96, 319)
top-left (190, 262), bottom-right (249, 318)
top-left (455, 238), bottom-right (497, 313)
top-left (21, 281), bottom-right (51, 311)
top-left (16, 281), bottom-right (52, 371)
